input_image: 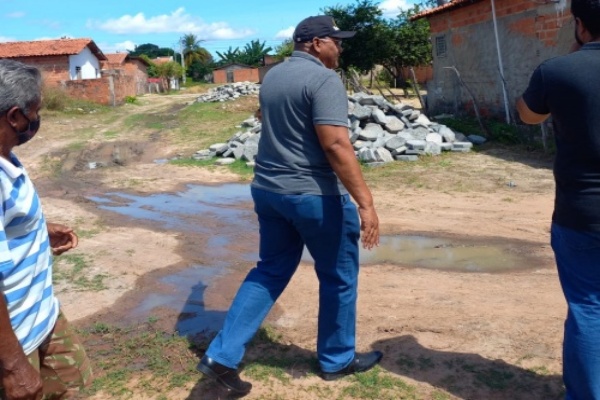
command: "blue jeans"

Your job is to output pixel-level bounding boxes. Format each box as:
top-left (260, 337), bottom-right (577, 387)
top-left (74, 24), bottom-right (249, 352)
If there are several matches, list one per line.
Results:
top-left (205, 187), bottom-right (361, 372)
top-left (552, 223), bottom-right (600, 400)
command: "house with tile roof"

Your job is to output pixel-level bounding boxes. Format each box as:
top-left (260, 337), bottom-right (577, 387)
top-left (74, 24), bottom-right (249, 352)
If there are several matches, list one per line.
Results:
top-left (0, 38), bottom-right (106, 86)
top-left (101, 53), bottom-right (150, 95)
top-left (0, 38), bottom-right (151, 105)
top-left (412, 0), bottom-right (573, 120)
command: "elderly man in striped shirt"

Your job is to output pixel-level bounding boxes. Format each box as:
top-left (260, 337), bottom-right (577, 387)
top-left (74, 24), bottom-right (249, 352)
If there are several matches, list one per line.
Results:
top-left (0, 60), bottom-right (92, 400)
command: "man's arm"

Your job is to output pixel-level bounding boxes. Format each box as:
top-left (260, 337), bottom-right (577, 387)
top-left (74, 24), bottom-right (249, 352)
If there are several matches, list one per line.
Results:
top-left (0, 219), bottom-right (43, 399)
top-left (47, 222), bottom-right (78, 256)
top-left (0, 294), bottom-right (43, 400)
top-left (315, 124), bottom-right (379, 250)
top-left (516, 97), bottom-right (550, 125)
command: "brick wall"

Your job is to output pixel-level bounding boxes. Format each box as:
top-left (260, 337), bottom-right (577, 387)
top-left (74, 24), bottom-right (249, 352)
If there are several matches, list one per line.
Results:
top-left (233, 68), bottom-right (259, 82)
top-left (213, 67), bottom-right (259, 84)
top-left (11, 55), bottom-right (70, 86)
top-left (62, 73), bottom-right (136, 106)
top-left (213, 70), bottom-right (227, 84)
top-left (425, 0), bottom-right (573, 118)
top-left (401, 66), bottom-right (434, 84)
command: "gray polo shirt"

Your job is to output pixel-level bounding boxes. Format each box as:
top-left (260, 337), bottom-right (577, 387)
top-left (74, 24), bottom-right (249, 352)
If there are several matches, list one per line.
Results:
top-left (252, 51), bottom-right (349, 195)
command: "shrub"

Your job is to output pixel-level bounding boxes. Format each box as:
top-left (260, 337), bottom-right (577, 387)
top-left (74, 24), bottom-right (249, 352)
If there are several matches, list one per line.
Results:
top-left (42, 86), bottom-right (69, 111)
top-left (125, 96), bottom-right (137, 104)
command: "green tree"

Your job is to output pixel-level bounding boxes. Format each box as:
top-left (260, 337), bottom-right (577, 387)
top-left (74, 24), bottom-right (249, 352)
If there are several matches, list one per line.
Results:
top-left (187, 59), bottom-right (214, 82)
top-left (381, 4), bottom-right (433, 87)
top-left (180, 34), bottom-right (212, 68)
top-left (156, 61), bottom-right (183, 90)
top-left (274, 39), bottom-right (294, 60)
top-left (238, 39), bottom-right (273, 67)
top-left (216, 47), bottom-right (242, 65)
top-left (129, 43), bottom-right (175, 59)
top-left (323, 0), bottom-right (390, 72)
top-left (139, 54), bottom-right (159, 78)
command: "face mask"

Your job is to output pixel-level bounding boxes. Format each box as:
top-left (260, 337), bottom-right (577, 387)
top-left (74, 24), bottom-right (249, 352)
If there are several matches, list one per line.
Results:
top-left (14, 110), bottom-right (41, 145)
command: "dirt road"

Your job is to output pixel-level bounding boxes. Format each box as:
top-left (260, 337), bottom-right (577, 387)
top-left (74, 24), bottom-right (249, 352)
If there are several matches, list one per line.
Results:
top-left (17, 92), bottom-right (565, 399)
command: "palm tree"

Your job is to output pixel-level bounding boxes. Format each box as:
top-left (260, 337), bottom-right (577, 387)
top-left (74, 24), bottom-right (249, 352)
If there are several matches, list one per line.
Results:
top-left (239, 40), bottom-right (273, 67)
top-left (216, 47), bottom-right (242, 65)
top-left (180, 34), bottom-right (212, 69)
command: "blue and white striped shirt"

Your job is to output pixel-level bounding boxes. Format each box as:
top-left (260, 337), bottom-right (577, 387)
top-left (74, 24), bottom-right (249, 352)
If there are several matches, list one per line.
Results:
top-left (0, 153), bottom-right (58, 355)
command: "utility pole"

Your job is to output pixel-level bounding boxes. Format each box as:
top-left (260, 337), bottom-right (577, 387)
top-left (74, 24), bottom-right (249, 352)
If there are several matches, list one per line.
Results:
top-left (180, 41), bottom-right (186, 85)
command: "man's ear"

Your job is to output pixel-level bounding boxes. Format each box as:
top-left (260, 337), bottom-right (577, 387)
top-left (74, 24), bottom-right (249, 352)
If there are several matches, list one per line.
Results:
top-left (4, 107), bottom-right (21, 129)
top-left (5, 107), bottom-right (20, 122)
top-left (311, 38), bottom-right (323, 54)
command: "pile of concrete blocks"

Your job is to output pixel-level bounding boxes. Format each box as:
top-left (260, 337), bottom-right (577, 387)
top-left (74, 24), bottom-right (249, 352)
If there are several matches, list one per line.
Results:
top-left (196, 82), bottom-right (261, 103)
top-left (194, 92), bottom-right (486, 166)
top-left (347, 93), bottom-right (484, 165)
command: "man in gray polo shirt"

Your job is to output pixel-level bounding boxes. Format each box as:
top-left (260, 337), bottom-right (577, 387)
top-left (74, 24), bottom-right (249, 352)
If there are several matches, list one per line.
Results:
top-left (198, 15), bottom-right (382, 394)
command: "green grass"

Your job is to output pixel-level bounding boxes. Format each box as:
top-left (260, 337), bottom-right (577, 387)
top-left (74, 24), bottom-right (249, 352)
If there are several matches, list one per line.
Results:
top-left (103, 130), bottom-right (119, 139)
top-left (53, 254), bottom-right (107, 291)
top-left (341, 367), bottom-right (418, 400)
top-left (80, 323), bottom-right (200, 398)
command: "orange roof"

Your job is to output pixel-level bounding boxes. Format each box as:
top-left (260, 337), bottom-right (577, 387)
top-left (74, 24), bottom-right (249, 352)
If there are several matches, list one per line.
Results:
top-left (411, 0), bottom-right (485, 20)
top-left (151, 56), bottom-right (173, 65)
top-left (0, 38), bottom-right (107, 60)
top-left (101, 53), bottom-right (150, 69)
top-left (104, 53), bottom-right (128, 65)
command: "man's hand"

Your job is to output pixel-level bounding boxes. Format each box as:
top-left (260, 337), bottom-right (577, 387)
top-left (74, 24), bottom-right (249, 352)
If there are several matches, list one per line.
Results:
top-left (47, 223), bottom-right (78, 256)
top-left (1, 355), bottom-right (42, 400)
top-left (358, 205), bottom-right (379, 250)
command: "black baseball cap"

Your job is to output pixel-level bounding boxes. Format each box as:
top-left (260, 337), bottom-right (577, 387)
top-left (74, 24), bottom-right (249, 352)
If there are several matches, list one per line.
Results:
top-left (292, 15), bottom-right (356, 43)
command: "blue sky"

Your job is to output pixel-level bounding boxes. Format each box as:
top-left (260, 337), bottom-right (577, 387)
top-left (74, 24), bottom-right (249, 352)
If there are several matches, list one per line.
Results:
top-left (0, 0), bottom-right (412, 59)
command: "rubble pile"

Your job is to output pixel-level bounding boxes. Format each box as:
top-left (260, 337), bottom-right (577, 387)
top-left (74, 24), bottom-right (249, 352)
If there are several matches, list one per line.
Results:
top-left (194, 92), bottom-right (486, 166)
top-left (196, 82), bottom-right (261, 103)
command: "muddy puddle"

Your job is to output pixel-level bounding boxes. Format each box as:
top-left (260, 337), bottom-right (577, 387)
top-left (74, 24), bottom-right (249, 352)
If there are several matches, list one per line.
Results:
top-left (89, 183), bottom-right (544, 333)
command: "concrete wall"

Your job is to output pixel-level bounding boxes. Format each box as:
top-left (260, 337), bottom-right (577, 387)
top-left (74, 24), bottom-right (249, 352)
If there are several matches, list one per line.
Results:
top-left (68, 47), bottom-right (101, 80)
top-left (425, 0), bottom-right (572, 119)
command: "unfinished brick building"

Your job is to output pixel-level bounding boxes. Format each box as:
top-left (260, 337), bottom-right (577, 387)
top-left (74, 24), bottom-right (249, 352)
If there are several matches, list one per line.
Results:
top-left (412, 0), bottom-right (573, 120)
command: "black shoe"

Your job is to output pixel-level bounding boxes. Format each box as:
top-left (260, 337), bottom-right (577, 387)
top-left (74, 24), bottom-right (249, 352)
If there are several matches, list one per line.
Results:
top-left (321, 351), bottom-right (383, 381)
top-left (198, 355), bottom-right (252, 395)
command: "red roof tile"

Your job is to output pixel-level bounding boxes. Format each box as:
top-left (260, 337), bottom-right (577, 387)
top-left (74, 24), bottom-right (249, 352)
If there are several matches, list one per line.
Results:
top-left (0, 38), bottom-right (107, 60)
top-left (104, 53), bottom-right (128, 65)
top-left (411, 0), bottom-right (485, 20)
top-left (151, 56), bottom-right (173, 65)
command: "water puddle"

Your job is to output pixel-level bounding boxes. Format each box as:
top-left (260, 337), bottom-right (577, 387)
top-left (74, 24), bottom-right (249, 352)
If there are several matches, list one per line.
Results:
top-left (89, 183), bottom-right (540, 333)
top-left (316, 236), bottom-right (525, 273)
top-left (131, 265), bottom-right (227, 334)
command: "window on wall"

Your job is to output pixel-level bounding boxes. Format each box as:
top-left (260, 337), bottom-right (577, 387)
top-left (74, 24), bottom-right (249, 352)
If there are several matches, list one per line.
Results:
top-left (75, 66), bottom-right (82, 80)
top-left (435, 36), bottom-right (447, 58)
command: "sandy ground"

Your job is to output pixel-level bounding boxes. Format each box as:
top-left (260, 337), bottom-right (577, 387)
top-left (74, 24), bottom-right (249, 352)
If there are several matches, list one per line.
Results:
top-left (15, 93), bottom-right (566, 399)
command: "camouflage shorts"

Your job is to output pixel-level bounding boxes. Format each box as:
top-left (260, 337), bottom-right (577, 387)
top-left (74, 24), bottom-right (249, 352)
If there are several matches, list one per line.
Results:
top-left (1, 310), bottom-right (93, 400)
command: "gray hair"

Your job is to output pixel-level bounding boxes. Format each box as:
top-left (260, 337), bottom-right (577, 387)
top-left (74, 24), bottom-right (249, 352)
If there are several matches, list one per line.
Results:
top-left (0, 59), bottom-right (42, 114)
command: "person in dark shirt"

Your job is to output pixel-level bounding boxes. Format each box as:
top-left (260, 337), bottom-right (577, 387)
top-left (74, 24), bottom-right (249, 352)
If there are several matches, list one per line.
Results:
top-left (517, 0), bottom-right (600, 397)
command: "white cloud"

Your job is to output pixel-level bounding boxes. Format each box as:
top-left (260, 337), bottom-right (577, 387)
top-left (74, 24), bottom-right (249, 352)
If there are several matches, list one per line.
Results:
top-left (380, 0), bottom-right (411, 18)
top-left (0, 36), bottom-right (16, 42)
top-left (87, 7), bottom-right (255, 39)
top-left (275, 26), bottom-right (295, 40)
top-left (97, 40), bottom-right (137, 54)
top-left (6, 11), bottom-right (25, 18)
